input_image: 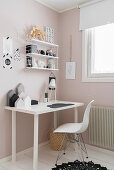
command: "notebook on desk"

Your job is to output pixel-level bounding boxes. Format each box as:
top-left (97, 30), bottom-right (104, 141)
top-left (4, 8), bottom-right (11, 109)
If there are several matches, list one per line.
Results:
top-left (47, 103), bottom-right (74, 108)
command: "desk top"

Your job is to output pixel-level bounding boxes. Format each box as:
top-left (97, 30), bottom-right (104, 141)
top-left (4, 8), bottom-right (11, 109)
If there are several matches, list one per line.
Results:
top-left (5, 100), bottom-right (84, 115)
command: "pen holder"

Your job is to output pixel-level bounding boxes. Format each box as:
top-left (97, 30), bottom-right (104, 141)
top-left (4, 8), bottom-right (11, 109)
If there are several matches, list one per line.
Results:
top-left (44, 92), bottom-right (49, 102)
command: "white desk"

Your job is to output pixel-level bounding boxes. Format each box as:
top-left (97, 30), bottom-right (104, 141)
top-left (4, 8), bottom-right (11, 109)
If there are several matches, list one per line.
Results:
top-left (5, 100), bottom-right (84, 170)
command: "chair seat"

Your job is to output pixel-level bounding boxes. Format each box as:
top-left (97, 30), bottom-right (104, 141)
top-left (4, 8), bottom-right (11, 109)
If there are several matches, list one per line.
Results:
top-left (54, 123), bottom-right (83, 134)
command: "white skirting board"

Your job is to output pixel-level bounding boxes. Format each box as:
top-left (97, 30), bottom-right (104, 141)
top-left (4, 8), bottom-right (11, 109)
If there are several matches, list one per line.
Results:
top-left (86, 144), bottom-right (114, 157)
top-left (0, 141), bottom-right (49, 164)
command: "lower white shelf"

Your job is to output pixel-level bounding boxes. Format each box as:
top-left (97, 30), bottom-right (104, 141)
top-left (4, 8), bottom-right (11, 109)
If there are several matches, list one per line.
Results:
top-left (26, 67), bottom-right (59, 71)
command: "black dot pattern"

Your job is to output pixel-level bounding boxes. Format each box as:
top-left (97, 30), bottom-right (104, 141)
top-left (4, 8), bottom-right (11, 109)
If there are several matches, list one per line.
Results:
top-left (52, 160), bottom-right (108, 170)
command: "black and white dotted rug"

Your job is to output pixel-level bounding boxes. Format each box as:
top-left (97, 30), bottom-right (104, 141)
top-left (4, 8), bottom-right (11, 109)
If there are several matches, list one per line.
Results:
top-left (52, 160), bottom-right (108, 170)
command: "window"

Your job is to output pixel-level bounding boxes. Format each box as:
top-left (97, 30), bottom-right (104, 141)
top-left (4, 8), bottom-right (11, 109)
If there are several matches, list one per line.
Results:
top-left (82, 23), bottom-right (114, 82)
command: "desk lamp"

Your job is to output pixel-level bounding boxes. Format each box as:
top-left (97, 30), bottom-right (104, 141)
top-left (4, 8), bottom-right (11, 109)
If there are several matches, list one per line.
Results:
top-left (49, 72), bottom-right (56, 100)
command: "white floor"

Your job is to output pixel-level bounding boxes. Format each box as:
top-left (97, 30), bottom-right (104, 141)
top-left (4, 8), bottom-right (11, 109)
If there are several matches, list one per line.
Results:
top-left (0, 144), bottom-right (114, 170)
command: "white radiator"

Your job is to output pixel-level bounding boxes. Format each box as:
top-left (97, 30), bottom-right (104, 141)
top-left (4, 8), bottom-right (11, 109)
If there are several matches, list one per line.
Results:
top-left (89, 106), bottom-right (114, 150)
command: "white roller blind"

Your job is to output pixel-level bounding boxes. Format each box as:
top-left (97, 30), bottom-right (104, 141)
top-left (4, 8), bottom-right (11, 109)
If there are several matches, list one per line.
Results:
top-left (79, 0), bottom-right (114, 30)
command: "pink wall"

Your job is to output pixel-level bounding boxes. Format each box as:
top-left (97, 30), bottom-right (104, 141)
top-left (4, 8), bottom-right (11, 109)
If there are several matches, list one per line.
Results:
top-left (0, 0), bottom-right (59, 159)
top-left (0, 0), bottom-right (113, 159)
top-left (58, 8), bottom-right (114, 144)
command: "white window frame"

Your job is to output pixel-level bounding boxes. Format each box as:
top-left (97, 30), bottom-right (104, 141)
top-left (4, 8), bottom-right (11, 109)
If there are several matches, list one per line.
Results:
top-left (82, 30), bottom-right (114, 82)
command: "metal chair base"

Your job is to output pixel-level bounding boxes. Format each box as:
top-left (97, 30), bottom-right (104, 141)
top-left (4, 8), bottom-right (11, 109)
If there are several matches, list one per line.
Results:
top-left (55, 133), bottom-right (88, 166)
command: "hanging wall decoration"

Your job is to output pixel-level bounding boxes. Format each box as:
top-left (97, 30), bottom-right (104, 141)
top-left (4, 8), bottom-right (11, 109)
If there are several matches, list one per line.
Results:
top-left (2, 37), bottom-right (13, 69)
top-left (2, 37), bottom-right (21, 69)
top-left (13, 48), bottom-right (21, 61)
top-left (66, 62), bottom-right (76, 79)
top-left (66, 35), bottom-right (76, 80)
top-left (3, 37), bottom-right (13, 55)
top-left (3, 53), bottom-right (13, 69)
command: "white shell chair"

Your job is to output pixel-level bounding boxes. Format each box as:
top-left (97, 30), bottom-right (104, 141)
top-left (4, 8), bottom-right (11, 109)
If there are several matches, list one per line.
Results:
top-left (54, 100), bottom-right (94, 165)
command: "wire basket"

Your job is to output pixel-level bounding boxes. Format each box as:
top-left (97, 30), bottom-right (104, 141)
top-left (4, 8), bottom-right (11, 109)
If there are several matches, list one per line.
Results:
top-left (50, 129), bottom-right (66, 151)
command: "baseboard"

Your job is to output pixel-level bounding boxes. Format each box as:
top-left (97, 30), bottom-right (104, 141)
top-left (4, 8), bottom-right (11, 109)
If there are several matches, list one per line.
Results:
top-left (39, 140), bottom-right (49, 147)
top-left (86, 144), bottom-right (114, 157)
top-left (0, 140), bottom-right (49, 164)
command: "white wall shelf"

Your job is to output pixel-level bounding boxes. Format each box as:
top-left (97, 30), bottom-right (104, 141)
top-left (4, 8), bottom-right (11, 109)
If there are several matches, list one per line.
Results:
top-left (27, 38), bottom-right (59, 47)
top-left (26, 67), bottom-right (59, 71)
top-left (27, 53), bottom-right (58, 59)
top-left (26, 38), bottom-right (59, 71)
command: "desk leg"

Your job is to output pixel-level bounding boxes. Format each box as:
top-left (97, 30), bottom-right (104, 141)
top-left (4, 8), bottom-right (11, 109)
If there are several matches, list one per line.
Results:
top-left (74, 108), bottom-right (78, 151)
top-left (33, 114), bottom-right (39, 170)
top-left (74, 107), bottom-right (78, 123)
top-left (12, 111), bottom-right (16, 162)
top-left (54, 111), bottom-right (58, 129)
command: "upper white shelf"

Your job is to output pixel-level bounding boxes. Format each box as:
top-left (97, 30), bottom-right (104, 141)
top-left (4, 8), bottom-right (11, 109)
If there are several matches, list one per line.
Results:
top-left (27, 38), bottom-right (59, 48)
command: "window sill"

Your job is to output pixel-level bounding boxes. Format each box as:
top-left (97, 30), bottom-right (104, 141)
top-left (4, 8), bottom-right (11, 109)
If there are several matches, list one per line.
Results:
top-left (82, 76), bottom-right (114, 82)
